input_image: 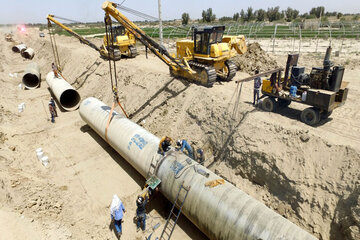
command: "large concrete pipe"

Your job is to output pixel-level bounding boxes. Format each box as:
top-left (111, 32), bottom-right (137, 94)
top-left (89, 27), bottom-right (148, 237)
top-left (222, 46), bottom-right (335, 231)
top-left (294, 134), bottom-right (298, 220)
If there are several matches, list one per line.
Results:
top-left (12, 43), bottom-right (27, 53)
top-left (21, 48), bottom-right (35, 59)
top-left (22, 63), bottom-right (41, 89)
top-left (46, 72), bottom-right (81, 111)
top-left (79, 97), bottom-right (317, 240)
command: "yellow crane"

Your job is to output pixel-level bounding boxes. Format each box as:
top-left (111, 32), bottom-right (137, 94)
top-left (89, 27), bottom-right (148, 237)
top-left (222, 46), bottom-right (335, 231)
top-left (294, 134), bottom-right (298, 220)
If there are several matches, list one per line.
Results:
top-left (102, 1), bottom-right (247, 87)
top-left (46, 14), bottom-right (137, 65)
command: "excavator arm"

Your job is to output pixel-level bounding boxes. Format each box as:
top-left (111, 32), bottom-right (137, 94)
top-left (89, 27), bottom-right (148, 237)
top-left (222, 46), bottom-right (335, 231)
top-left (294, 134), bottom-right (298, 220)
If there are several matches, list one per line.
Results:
top-left (47, 14), bottom-right (100, 52)
top-left (101, 1), bottom-right (190, 73)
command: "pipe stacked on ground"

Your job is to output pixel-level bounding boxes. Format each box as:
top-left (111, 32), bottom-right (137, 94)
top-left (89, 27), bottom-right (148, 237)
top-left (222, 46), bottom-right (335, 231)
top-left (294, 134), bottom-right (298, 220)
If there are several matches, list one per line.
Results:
top-left (22, 63), bottom-right (41, 89)
top-left (12, 43), bottom-right (27, 53)
top-left (21, 48), bottom-right (35, 59)
top-left (79, 97), bottom-right (317, 240)
top-left (46, 72), bottom-right (81, 111)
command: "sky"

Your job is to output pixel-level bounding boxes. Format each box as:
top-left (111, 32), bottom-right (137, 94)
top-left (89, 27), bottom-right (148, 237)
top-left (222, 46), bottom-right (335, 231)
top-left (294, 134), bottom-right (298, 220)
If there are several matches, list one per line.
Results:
top-left (0, 0), bottom-right (359, 24)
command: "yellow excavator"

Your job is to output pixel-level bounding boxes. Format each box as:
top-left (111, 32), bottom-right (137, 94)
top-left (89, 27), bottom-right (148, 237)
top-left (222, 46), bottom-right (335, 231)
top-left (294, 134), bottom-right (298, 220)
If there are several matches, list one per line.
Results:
top-left (46, 14), bottom-right (137, 61)
top-left (102, 1), bottom-right (246, 87)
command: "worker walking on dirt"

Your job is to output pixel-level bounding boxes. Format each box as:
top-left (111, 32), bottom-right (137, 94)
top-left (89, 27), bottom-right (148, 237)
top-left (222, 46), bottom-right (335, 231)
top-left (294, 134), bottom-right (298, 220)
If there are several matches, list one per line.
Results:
top-left (136, 195), bottom-right (148, 232)
top-left (176, 139), bottom-right (194, 158)
top-left (253, 69), bottom-right (262, 106)
top-left (49, 97), bottom-right (57, 117)
top-left (48, 102), bottom-right (56, 123)
top-left (158, 136), bottom-right (173, 156)
top-left (110, 194), bottom-right (126, 238)
top-left (196, 148), bottom-right (205, 165)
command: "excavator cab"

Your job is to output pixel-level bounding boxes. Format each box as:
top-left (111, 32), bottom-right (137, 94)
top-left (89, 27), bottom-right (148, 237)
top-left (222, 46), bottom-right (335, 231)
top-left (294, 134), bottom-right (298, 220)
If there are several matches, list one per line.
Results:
top-left (193, 26), bottom-right (225, 55)
top-left (111, 25), bottom-right (126, 40)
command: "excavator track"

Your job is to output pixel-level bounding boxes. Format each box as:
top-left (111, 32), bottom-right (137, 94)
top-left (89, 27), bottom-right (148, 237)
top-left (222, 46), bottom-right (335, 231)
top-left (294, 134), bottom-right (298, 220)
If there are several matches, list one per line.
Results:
top-left (129, 46), bottom-right (137, 58)
top-left (188, 61), bottom-right (217, 87)
top-left (224, 60), bottom-right (237, 81)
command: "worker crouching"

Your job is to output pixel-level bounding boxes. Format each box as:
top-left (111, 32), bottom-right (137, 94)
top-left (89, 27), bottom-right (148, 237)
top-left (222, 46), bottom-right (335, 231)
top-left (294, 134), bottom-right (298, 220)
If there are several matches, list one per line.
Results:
top-left (158, 136), bottom-right (173, 156)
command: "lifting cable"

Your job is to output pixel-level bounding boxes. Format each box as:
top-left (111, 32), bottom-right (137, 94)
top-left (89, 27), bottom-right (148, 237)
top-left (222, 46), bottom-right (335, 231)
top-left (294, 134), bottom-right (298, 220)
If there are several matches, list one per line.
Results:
top-left (47, 21), bottom-right (62, 72)
top-left (104, 15), bottom-right (128, 142)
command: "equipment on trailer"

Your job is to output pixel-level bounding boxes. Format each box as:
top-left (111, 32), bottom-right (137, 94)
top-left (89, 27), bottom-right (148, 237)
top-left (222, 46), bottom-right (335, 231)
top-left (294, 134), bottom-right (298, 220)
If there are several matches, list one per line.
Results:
top-left (102, 1), bottom-right (247, 87)
top-left (258, 46), bottom-right (348, 126)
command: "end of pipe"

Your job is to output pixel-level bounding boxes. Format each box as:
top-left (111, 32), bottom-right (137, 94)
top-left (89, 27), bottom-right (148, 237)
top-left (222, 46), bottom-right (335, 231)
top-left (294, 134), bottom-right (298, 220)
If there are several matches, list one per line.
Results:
top-left (22, 73), bottom-right (40, 89)
top-left (60, 89), bottom-right (81, 111)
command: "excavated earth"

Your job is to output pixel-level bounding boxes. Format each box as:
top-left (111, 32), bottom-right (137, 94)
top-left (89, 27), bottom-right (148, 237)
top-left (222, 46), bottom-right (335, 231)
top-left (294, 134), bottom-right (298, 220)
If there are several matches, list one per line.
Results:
top-left (0, 27), bottom-right (359, 240)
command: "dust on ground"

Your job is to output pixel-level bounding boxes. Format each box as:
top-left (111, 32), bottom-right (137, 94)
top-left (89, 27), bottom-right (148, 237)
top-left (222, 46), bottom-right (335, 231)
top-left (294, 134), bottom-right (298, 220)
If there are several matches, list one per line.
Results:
top-left (0, 27), bottom-right (359, 240)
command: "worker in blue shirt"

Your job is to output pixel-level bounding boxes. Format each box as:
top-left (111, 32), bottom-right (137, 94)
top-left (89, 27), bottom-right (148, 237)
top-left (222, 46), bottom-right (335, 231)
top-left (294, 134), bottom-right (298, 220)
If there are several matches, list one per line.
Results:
top-left (253, 69), bottom-right (262, 106)
top-left (176, 139), bottom-right (194, 159)
top-left (110, 195), bottom-right (126, 238)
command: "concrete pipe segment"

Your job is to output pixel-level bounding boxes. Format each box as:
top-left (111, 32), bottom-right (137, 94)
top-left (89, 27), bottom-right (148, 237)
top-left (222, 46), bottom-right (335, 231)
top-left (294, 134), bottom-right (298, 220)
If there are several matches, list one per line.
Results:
top-left (21, 48), bottom-right (35, 59)
top-left (46, 72), bottom-right (81, 111)
top-left (12, 43), bottom-right (27, 53)
top-left (79, 97), bottom-right (317, 240)
top-left (22, 63), bottom-right (41, 89)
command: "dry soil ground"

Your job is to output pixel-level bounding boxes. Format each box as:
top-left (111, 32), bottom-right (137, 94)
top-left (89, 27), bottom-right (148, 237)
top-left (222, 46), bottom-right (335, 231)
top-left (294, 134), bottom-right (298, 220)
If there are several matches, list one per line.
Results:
top-left (0, 27), bottom-right (359, 240)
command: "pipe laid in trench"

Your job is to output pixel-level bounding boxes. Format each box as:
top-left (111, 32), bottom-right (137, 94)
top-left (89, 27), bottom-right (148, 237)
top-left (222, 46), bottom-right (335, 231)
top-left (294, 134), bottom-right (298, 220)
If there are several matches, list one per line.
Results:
top-left (46, 72), bottom-right (81, 111)
top-left (12, 43), bottom-right (27, 53)
top-left (22, 63), bottom-right (41, 89)
top-left (79, 97), bottom-right (317, 240)
top-left (21, 48), bottom-right (35, 59)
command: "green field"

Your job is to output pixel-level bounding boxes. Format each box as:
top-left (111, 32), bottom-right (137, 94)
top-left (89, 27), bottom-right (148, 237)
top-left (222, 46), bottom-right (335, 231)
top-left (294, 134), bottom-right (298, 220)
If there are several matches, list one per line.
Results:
top-left (52, 21), bottom-right (360, 39)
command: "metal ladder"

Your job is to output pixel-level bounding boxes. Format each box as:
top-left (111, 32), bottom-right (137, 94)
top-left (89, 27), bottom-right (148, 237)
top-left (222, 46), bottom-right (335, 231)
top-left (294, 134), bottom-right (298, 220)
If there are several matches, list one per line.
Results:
top-left (159, 183), bottom-right (190, 240)
top-left (147, 155), bottom-right (160, 178)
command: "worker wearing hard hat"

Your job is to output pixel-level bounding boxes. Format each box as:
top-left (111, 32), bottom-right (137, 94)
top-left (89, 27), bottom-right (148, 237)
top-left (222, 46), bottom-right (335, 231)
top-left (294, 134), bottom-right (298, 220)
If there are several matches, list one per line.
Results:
top-left (136, 195), bottom-right (148, 232)
top-left (176, 139), bottom-right (194, 159)
top-left (158, 136), bottom-right (173, 156)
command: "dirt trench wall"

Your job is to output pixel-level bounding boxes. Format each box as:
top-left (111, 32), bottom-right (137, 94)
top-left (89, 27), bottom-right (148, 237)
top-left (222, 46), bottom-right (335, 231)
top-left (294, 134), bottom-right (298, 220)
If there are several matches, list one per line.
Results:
top-left (186, 100), bottom-right (360, 240)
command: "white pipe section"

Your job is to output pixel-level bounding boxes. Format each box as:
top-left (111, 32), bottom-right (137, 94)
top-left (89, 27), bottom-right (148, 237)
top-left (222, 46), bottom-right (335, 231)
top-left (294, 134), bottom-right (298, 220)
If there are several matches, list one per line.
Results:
top-left (21, 48), bottom-right (35, 59)
top-left (46, 72), bottom-right (80, 111)
top-left (22, 63), bottom-right (40, 89)
top-left (12, 43), bottom-right (27, 53)
top-left (79, 97), bottom-right (317, 240)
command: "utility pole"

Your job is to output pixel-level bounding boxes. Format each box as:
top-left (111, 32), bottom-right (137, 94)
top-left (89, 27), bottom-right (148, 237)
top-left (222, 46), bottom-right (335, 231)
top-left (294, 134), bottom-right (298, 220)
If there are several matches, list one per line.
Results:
top-left (158, 0), bottom-right (163, 46)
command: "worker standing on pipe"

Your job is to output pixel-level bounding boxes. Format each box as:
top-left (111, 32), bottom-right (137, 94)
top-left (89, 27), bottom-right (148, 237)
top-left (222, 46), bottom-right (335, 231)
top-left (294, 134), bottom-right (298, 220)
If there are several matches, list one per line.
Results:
top-left (52, 63), bottom-right (59, 78)
top-left (176, 139), bottom-right (194, 158)
top-left (49, 97), bottom-right (58, 117)
top-left (136, 195), bottom-right (148, 232)
top-left (48, 102), bottom-right (56, 123)
top-left (110, 194), bottom-right (126, 238)
top-left (158, 136), bottom-right (173, 156)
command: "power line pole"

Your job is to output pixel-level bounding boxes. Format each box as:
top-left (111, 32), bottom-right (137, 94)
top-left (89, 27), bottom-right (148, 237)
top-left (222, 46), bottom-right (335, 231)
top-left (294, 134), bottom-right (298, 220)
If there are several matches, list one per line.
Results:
top-left (158, 0), bottom-right (163, 45)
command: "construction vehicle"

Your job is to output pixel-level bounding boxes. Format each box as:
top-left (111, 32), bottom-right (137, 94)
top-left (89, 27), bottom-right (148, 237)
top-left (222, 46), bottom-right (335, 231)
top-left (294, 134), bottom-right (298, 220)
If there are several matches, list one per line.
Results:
top-left (102, 1), bottom-right (246, 87)
top-left (46, 14), bottom-right (137, 61)
top-left (259, 46), bottom-right (348, 126)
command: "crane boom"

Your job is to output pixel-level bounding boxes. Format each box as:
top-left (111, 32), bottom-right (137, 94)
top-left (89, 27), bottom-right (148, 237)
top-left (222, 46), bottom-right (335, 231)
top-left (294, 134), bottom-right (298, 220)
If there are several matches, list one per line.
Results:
top-left (47, 15), bottom-right (100, 52)
top-left (101, 1), bottom-right (189, 72)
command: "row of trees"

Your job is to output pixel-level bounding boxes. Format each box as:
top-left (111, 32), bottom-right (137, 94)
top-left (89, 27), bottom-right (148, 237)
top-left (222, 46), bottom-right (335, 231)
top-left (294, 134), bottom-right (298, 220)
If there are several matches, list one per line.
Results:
top-left (181, 6), bottom-right (355, 25)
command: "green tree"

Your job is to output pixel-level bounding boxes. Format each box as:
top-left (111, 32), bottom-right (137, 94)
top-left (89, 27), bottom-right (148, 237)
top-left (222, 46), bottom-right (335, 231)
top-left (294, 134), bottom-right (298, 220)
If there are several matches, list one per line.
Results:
top-left (255, 9), bottom-right (266, 22)
top-left (337, 12), bottom-right (343, 19)
top-left (285, 7), bottom-right (299, 22)
top-left (240, 9), bottom-right (245, 21)
top-left (245, 7), bottom-right (254, 21)
top-left (202, 8), bottom-right (216, 22)
top-left (267, 6), bottom-right (281, 22)
top-left (310, 6), bottom-right (325, 18)
top-left (181, 13), bottom-right (190, 25)
top-left (233, 12), bottom-right (240, 21)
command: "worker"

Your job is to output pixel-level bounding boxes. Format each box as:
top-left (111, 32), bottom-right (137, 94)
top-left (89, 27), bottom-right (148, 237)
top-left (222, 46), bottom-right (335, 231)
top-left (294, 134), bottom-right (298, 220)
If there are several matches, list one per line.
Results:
top-left (158, 136), bottom-right (173, 156)
top-left (49, 97), bottom-right (57, 117)
top-left (110, 194), bottom-right (126, 238)
top-left (196, 148), bottom-right (205, 165)
top-left (176, 139), bottom-right (194, 158)
top-left (136, 195), bottom-right (148, 232)
top-left (52, 63), bottom-right (59, 78)
top-left (253, 69), bottom-right (262, 106)
top-left (48, 102), bottom-right (56, 123)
